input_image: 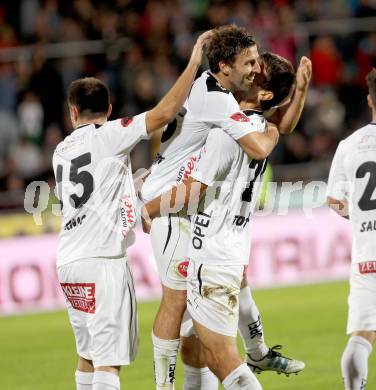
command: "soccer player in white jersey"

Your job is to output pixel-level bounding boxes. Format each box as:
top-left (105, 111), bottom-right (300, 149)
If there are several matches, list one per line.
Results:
top-left (142, 52), bottom-right (311, 389)
top-left (52, 30), bottom-right (212, 390)
top-left (327, 68), bottom-right (376, 390)
top-left (141, 25), bottom-right (281, 390)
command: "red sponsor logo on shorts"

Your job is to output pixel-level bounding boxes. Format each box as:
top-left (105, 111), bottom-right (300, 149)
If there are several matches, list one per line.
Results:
top-left (358, 261), bottom-right (376, 274)
top-left (121, 117), bottom-right (133, 127)
top-left (177, 260), bottom-right (189, 278)
top-left (230, 112), bottom-right (250, 123)
top-left (60, 283), bottom-right (96, 313)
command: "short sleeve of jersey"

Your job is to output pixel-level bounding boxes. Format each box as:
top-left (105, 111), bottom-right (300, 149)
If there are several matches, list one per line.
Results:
top-left (191, 128), bottom-right (237, 186)
top-left (326, 141), bottom-right (349, 200)
top-left (187, 75), bottom-right (260, 140)
top-left (103, 112), bottom-right (148, 156)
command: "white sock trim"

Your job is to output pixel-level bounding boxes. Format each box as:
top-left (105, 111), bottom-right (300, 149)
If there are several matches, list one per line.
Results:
top-left (183, 364), bottom-right (211, 375)
top-left (93, 371), bottom-right (120, 389)
top-left (239, 286), bottom-right (251, 299)
top-left (75, 370), bottom-right (94, 385)
top-left (349, 336), bottom-right (373, 354)
top-left (152, 332), bottom-right (180, 351)
top-left (222, 363), bottom-right (248, 387)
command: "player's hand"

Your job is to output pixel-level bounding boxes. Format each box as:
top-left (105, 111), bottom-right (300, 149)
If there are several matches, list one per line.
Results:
top-left (141, 205), bottom-right (152, 234)
top-left (189, 30), bottom-right (213, 67)
top-left (296, 56), bottom-right (312, 92)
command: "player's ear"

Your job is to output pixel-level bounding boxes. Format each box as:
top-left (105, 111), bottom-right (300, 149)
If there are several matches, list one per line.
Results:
top-left (107, 104), bottom-right (112, 118)
top-left (367, 94), bottom-right (373, 110)
top-left (70, 105), bottom-right (79, 124)
top-left (259, 90), bottom-right (273, 102)
top-left (219, 61), bottom-right (231, 76)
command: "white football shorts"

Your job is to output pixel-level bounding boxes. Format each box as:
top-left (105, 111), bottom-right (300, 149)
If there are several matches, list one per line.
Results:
top-left (150, 213), bottom-right (190, 290)
top-left (57, 257), bottom-right (138, 367)
top-left (347, 262), bottom-right (376, 334)
top-left (186, 259), bottom-right (244, 337)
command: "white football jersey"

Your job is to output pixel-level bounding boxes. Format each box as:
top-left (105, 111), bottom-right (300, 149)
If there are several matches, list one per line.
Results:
top-left (141, 71), bottom-right (263, 202)
top-left (327, 122), bottom-right (376, 264)
top-left (189, 112), bottom-right (267, 265)
top-left (53, 113), bottom-right (148, 266)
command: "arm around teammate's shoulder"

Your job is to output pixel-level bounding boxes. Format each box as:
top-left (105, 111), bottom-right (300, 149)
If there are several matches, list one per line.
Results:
top-left (141, 177), bottom-right (207, 233)
top-left (237, 122), bottom-right (279, 160)
top-left (145, 30), bottom-right (213, 133)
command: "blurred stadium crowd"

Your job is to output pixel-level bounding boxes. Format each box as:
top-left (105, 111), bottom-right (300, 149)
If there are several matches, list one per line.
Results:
top-left (0, 0), bottom-right (375, 209)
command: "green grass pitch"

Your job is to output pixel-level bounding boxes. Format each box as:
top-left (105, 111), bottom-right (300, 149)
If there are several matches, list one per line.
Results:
top-left (1, 281), bottom-right (376, 389)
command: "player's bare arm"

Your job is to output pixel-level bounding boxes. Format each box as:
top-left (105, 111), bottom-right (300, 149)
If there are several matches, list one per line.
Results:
top-left (142, 177), bottom-right (207, 233)
top-left (237, 122), bottom-right (279, 160)
top-left (145, 30), bottom-right (212, 133)
top-left (327, 196), bottom-right (349, 219)
top-left (269, 56), bottom-right (312, 134)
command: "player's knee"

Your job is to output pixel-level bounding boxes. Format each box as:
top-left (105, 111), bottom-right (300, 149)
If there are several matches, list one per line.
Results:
top-left (352, 330), bottom-right (376, 345)
top-left (77, 356), bottom-right (94, 372)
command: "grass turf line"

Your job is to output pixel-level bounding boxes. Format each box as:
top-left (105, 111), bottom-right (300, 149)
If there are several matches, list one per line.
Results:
top-left (1, 281), bottom-right (375, 389)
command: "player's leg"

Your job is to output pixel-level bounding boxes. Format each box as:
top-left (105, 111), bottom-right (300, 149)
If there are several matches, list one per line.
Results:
top-left (150, 215), bottom-right (191, 389)
top-left (68, 257), bottom-right (138, 390)
top-left (193, 320), bottom-right (261, 389)
top-left (152, 286), bottom-right (187, 389)
top-left (93, 259), bottom-right (138, 390)
top-left (92, 366), bottom-right (120, 390)
top-left (238, 275), bottom-right (268, 360)
top-left (239, 276), bottom-right (305, 375)
top-left (341, 264), bottom-right (376, 390)
top-left (341, 331), bottom-right (375, 390)
top-left (76, 357), bottom-right (94, 389)
top-left (180, 315), bottom-right (218, 390)
top-left (58, 262), bottom-right (96, 390)
top-left (186, 260), bottom-right (262, 389)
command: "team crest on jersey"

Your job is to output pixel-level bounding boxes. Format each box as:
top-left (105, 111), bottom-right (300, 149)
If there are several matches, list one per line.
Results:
top-left (61, 283), bottom-right (96, 313)
top-left (230, 112), bottom-right (250, 123)
top-left (177, 260), bottom-right (189, 278)
top-left (121, 116), bottom-right (133, 127)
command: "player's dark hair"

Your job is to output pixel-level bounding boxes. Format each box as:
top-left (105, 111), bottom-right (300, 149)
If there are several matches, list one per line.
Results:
top-left (366, 68), bottom-right (376, 106)
top-left (260, 52), bottom-right (296, 111)
top-left (207, 25), bottom-right (256, 73)
top-left (68, 77), bottom-right (110, 118)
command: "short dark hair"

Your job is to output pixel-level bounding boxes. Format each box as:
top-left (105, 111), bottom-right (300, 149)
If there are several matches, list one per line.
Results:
top-left (68, 77), bottom-right (110, 117)
top-left (207, 25), bottom-right (256, 73)
top-left (366, 68), bottom-right (376, 106)
top-left (259, 52), bottom-right (296, 110)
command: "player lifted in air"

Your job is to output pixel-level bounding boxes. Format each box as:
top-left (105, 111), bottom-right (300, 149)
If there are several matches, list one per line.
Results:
top-left (141, 25), bottom-right (279, 390)
top-left (141, 24), bottom-right (311, 389)
top-left (327, 68), bottom-right (376, 390)
top-left (52, 31), bottom-right (212, 390)
top-left (143, 51), bottom-right (311, 389)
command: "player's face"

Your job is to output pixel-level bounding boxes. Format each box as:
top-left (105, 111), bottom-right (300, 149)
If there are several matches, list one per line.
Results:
top-left (229, 45), bottom-right (262, 93)
top-left (239, 57), bottom-right (270, 103)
